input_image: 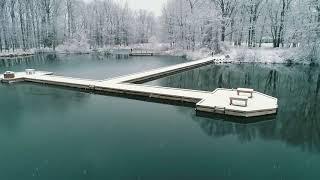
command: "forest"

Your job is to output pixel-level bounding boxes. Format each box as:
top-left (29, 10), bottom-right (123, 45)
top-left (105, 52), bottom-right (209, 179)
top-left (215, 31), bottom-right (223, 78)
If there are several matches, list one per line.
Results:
top-left (0, 0), bottom-right (319, 63)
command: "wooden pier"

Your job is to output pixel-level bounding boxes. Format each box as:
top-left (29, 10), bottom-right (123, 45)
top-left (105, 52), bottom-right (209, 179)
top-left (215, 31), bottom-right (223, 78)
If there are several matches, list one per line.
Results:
top-left (129, 52), bottom-right (154, 56)
top-left (1, 56), bottom-right (278, 120)
top-left (129, 49), bottom-right (154, 56)
top-left (105, 56), bottom-right (218, 83)
top-left (196, 89), bottom-right (278, 117)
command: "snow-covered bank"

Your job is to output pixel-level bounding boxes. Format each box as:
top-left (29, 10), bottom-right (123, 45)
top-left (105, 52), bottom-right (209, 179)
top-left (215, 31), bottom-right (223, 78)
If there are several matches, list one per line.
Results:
top-left (161, 45), bottom-right (311, 65)
top-left (47, 37), bottom-right (302, 64)
top-left (160, 48), bottom-right (212, 60)
top-left (0, 49), bottom-right (35, 58)
top-left (122, 42), bottom-right (214, 60)
top-left (1, 42), bottom-right (313, 65)
top-left (129, 42), bottom-right (301, 64)
top-left (226, 47), bottom-right (296, 64)
top-left (0, 48), bottom-right (56, 58)
top-left (55, 38), bottom-right (91, 54)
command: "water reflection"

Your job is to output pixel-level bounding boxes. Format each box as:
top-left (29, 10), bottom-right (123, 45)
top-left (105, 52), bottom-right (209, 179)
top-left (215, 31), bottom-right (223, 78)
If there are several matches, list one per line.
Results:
top-left (0, 54), bottom-right (186, 130)
top-left (316, 73), bottom-right (320, 95)
top-left (196, 111), bottom-right (277, 124)
top-left (0, 83), bottom-right (90, 132)
top-left (1, 53), bottom-right (186, 80)
top-left (149, 64), bottom-right (320, 152)
top-left (0, 54), bottom-right (61, 71)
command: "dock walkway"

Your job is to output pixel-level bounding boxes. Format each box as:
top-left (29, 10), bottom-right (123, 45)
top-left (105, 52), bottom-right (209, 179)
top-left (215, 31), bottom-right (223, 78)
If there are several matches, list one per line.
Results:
top-left (1, 56), bottom-right (278, 119)
top-left (129, 49), bottom-right (154, 56)
top-left (104, 56), bottom-right (219, 83)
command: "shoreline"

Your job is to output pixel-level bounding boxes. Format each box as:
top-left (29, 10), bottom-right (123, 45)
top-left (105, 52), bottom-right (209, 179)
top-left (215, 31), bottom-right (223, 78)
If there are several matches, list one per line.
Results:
top-left (0, 51), bottom-right (35, 58)
top-left (0, 47), bottom-right (315, 66)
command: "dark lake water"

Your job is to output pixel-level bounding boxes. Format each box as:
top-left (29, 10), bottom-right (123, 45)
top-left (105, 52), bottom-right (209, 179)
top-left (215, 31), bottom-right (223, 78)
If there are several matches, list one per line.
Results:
top-left (0, 54), bottom-right (185, 79)
top-left (1, 54), bottom-right (320, 179)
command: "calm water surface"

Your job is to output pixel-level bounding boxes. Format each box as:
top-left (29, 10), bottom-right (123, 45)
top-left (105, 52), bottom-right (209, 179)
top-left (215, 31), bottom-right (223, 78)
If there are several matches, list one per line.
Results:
top-left (1, 54), bottom-right (320, 179)
top-left (0, 54), bottom-right (185, 79)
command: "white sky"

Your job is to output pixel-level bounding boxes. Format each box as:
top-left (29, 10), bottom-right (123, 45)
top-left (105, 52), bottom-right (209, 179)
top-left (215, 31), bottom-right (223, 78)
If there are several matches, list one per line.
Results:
top-left (82, 0), bottom-right (168, 16)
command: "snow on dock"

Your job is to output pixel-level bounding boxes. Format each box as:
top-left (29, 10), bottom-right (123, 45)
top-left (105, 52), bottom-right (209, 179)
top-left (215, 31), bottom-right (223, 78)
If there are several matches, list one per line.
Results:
top-left (95, 83), bottom-right (211, 103)
top-left (19, 74), bottom-right (210, 102)
top-left (0, 71), bottom-right (53, 83)
top-left (0, 56), bottom-right (278, 120)
top-left (24, 75), bottom-right (100, 89)
top-left (129, 49), bottom-right (154, 56)
top-left (104, 56), bottom-right (222, 83)
top-left (196, 89), bottom-right (278, 117)
top-left (129, 52), bottom-right (154, 56)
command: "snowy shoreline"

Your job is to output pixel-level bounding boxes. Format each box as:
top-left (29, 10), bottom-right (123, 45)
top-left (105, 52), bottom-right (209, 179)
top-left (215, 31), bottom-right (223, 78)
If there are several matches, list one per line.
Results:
top-left (0, 50), bottom-right (35, 58)
top-left (157, 46), bottom-right (305, 65)
top-left (0, 44), bottom-right (311, 65)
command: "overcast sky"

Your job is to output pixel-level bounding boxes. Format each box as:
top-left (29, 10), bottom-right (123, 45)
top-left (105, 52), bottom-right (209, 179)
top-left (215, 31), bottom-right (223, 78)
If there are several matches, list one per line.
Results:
top-left (82, 0), bottom-right (168, 16)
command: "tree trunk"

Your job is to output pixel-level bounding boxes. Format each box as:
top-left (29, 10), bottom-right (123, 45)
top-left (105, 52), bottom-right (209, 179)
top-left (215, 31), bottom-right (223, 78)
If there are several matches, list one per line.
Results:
top-left (317, 0), bottom-right (320, 38)
top-left (213, 29), bottom-right (221, 54)
top-left (221, 19), bottom-right (226, 41)
top-left (230, 18), bottom-right (234, 44)
top-left (259, 16), bottom-right (267, 47)
top-left (248, 2), bottom-right (253, 47)
top-left (0, 32), bottom-right (2, 52)
top-left (19, 0), bottom-right (26, 50)
top-left (0, 0), bottom-right (4, 52)
top-left (277, 0), bottom-right (286, 47)
top-left (10, 0), bottom-right (18, 51)
top-left (30, 0), bottom-right (37, 48)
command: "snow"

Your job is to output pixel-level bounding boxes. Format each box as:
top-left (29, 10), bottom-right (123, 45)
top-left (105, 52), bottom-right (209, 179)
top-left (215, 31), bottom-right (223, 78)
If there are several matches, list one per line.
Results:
top-left (55, 37), bottom-right (91, 54)
top-left (0, 41), bottom-right (310, 65)
top-left (161, 48), bottom-right (213, 60)
top-left (225, 46), bottom-right (296, 64)
top-left (1, 0), bottom-right (318, 65)
top-left (152, 43), bottom-right (297, 64)
top-left (0, 49), bottom-right (35, 58)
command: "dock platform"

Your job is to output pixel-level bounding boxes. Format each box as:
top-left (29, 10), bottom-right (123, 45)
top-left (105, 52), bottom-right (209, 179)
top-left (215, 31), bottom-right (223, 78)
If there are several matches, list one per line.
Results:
top-left (0, 71), bottom-right (53, 83)
top-left (104, 56), bottom-right (218, 83)
top-left (129, 52), bottom-right (154, 56)
top-left (129, 49), bottom-right (154, 56)
top-left (196, 89), bottom-right (278, 117)
top-left (0, 56), bottom-right (278, 121)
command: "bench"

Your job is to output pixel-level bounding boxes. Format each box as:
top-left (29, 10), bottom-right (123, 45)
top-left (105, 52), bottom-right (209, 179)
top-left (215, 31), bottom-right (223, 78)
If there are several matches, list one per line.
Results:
top-left (3, 71), bottom-right (15, 79)
top-left (237, 88), bottom-right (254, 98)
top-left (25, 69), bottom-right (36, 75)
top-left (230, 96), bottom-right (249, 107)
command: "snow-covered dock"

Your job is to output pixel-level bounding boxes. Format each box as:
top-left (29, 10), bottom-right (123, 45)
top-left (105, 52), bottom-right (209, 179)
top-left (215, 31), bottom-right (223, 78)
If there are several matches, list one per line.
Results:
top-left (0, 56), bottom-right (278, 119)
top-left (196, 89), bottom-right (278, 117)
top-left (129, 49), bottom-right (154, 56)
top-left (105, 56), bottom-right (220, 83)
top-left (129, 52), bottom-right (154, 56)
top-left (0, 71), bottom-right (53, 83)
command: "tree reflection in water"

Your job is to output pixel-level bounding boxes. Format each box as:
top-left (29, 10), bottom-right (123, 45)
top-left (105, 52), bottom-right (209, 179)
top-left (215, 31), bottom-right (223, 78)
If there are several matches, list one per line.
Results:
top-left (149, 64), bottom-right (320, 152)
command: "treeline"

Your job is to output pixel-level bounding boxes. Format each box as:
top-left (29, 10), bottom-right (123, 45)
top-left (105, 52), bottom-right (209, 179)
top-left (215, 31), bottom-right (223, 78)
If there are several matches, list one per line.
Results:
top-left (161, 0), bottom-right (320, 59)
top-left (1, 0), bottom-right (319, 61)
top-left (0, 0), bottom-right (156, 52)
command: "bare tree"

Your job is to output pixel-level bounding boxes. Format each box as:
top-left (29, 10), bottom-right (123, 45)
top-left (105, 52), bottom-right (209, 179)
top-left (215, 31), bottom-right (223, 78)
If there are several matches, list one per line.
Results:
top-left (212, 0), bottom-right (238, 42)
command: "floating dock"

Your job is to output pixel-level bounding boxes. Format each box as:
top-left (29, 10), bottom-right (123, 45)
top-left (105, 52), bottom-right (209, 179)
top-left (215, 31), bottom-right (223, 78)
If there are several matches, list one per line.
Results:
top-left (129, 52), bottom-right (154, 56)
top-left (196, 89), bottom-right (277, 117)
top-left (129, 49), bottom-right (154, 56)
top-left (105, 57), bottom-right (217, 83)
top-left (0, 71), bottom-right (53, 83)
top-left (0, 56), bottom-right (278, 120)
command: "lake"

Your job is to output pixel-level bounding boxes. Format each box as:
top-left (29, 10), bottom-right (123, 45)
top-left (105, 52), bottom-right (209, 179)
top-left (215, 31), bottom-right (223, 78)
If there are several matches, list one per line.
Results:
top-left (1, 54), bottom-right (320, 179)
